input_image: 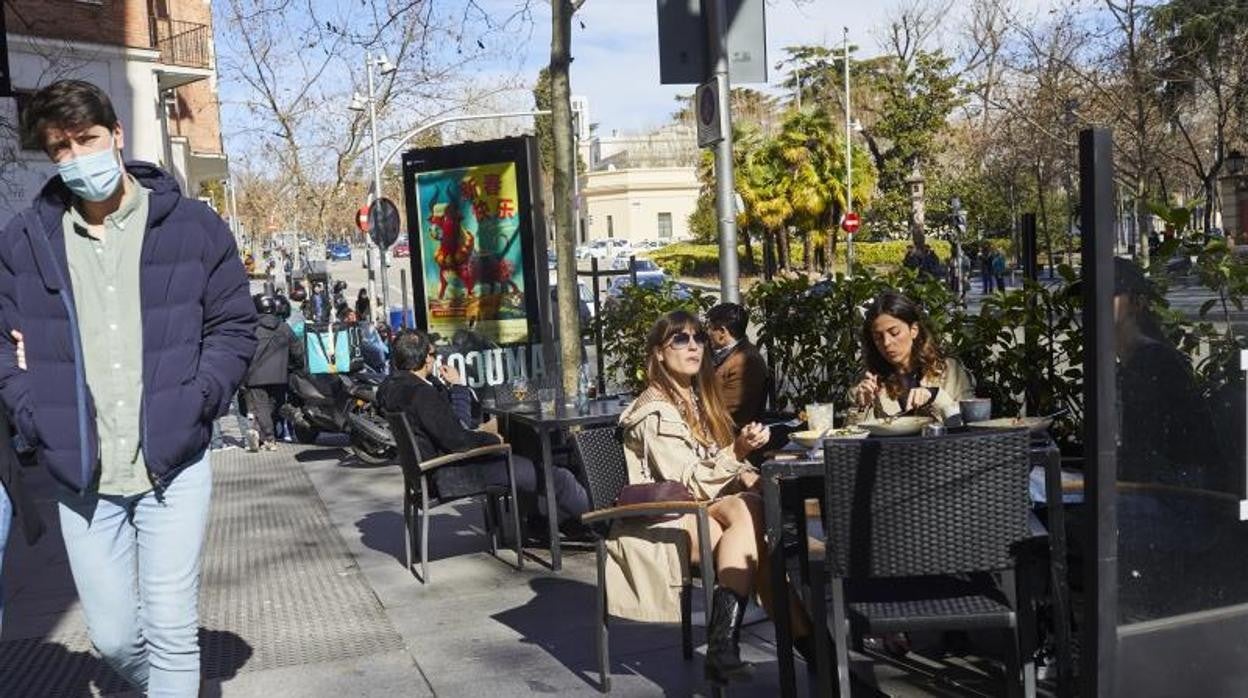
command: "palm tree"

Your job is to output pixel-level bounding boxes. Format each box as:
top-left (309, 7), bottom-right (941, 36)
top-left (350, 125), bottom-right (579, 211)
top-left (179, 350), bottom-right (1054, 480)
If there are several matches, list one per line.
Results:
top-left (766, 109), bottom-right (878, 274)
top-left (772, 110), bottom-right (841, 273)
top-left (739, 138), bottom-right (794, 270)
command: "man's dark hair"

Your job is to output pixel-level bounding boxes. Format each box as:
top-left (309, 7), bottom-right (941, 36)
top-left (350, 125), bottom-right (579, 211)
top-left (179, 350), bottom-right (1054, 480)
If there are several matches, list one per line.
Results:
top-left (391, 329), bottom-right (433, 372)
top-left (705, 303), bottom-right (748, 340)
top-left (21, 80), bottom-right (119, 151)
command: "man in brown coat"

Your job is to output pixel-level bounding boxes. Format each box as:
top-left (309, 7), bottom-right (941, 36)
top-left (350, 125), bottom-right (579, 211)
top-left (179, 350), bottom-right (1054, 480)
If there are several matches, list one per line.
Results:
top-left (706, 303), bottom-right (769, 428)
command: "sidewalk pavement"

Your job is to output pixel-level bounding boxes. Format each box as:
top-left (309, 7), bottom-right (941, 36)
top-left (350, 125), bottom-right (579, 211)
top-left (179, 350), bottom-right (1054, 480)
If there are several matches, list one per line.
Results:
top-left (0, 414), bottom-right (973, 697)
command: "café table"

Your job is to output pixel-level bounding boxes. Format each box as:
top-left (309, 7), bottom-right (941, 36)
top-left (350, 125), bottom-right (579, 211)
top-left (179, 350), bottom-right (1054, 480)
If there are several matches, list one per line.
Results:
top-left (762, 432), bottom-right (1075, 698)
top-left (487, 396), bottom-right (629, 571)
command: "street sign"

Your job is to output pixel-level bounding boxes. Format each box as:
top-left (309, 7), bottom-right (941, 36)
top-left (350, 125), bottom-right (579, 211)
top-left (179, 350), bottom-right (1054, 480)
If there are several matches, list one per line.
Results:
top-left (356, 205), bottom-right (371, 232)
top-left (368, 198), bottom-right (401, 248)
top-left (695, 78), bottom-right (723, 148)
top-left (841, 211), bottom-right (861, 234)
top-left (657, 0), bottom-right (767, 85)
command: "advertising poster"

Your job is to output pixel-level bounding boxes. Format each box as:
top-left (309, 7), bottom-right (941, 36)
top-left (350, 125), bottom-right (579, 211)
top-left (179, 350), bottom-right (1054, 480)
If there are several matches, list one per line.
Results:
top-left (414, 162), bottom-right (530, 345)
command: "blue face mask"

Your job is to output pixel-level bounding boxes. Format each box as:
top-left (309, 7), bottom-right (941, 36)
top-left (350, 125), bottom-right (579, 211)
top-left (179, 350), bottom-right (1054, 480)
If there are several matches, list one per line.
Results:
top-left (57, 134), bottom-right (123, 202)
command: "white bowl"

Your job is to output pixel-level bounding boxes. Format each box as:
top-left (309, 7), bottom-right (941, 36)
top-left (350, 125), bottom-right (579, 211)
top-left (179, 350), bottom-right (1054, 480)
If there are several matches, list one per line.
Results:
top-left (858, 416), bottom-right (934, 437)
top-left (789, 428), bottom-right (869, 448)
top-left (968, 416), bottom-right (1053, 435)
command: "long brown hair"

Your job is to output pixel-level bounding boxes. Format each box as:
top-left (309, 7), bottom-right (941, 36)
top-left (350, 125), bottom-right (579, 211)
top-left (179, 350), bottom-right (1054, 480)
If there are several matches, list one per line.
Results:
top-left (861, 292), bottom-right (947, 400)
top-left (644, 310), bottom-right (736, 448)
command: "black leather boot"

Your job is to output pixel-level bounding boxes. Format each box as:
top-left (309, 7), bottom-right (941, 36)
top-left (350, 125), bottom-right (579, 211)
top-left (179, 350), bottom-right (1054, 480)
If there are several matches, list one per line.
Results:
top-left (705, 587), bottom-right (754, 685)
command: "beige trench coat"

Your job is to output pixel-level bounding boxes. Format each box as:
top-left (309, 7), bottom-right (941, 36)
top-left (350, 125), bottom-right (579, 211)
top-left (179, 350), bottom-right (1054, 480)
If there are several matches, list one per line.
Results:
top-left (605, 388), bottom-right (752, 623)
top-left (869, 357), bottom-right (976, 420)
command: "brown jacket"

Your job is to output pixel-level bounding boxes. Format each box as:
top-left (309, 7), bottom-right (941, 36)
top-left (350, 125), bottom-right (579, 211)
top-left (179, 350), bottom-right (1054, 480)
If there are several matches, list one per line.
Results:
top-left (714, 339), bottom-right (768, 427)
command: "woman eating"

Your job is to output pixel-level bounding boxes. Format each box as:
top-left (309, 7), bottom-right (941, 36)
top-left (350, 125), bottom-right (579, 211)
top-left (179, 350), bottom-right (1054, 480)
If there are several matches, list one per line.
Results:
top-left (612, 310), bottom-right (816, 685)
top-left (852, 291), bottom-right (974, 421)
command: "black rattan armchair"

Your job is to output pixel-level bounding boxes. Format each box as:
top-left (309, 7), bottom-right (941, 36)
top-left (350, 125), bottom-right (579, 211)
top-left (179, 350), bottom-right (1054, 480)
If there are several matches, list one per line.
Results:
top-left (817, 429), bottom-right (1037, 698)
top-left (386, 411), bottom-right (523, 584)
top-left (570, 426), bottom-right (716, 693)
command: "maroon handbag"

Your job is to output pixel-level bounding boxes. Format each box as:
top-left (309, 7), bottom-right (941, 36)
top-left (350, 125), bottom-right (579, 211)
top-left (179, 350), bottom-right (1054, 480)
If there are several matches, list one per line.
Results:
top-left (615, 481), bottom-right (694, 508)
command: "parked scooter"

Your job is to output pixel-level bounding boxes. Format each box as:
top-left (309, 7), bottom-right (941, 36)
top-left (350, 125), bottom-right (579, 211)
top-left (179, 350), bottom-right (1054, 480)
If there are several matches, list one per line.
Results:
top-left (283, 368), bottom-right (395, 465)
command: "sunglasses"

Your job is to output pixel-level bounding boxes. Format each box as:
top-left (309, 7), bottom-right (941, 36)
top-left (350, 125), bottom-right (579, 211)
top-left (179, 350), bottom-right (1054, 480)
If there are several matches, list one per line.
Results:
top-left (667, 330), bottom-right (709, 349)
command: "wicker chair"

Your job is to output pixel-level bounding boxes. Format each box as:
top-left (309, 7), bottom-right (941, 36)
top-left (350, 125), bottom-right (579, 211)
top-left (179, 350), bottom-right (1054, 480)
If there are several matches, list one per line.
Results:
top-left (815, 429), bottom-right (1037, 698)
top-left (385, 411), bottom-right (523, 584)
top-left (570, 426), bottom-right (716, 693)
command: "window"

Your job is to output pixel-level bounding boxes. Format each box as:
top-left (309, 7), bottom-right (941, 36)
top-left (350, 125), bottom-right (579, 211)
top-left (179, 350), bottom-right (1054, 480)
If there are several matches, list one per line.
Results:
top-left (657, 212), bottom-right (673, 239)
top-left (606, 215), bottom-right (614, 239)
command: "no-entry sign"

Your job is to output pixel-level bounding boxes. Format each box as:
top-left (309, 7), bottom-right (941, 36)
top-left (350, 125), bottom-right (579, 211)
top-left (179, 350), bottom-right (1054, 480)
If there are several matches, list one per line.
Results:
top-left (841, 211), bottom-right (861, 234)
top-left (356, 205), bottom-right (370, 232)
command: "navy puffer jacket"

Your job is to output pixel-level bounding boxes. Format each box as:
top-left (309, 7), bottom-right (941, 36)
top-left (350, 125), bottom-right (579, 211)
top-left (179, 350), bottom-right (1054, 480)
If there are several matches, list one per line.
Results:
top-left (0, 163), bottom-right (257, 493)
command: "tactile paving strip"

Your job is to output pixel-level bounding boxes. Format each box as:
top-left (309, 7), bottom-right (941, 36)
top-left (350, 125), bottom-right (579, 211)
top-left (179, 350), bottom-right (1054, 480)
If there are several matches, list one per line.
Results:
top-left (0, 446), bottom-right (405, 696)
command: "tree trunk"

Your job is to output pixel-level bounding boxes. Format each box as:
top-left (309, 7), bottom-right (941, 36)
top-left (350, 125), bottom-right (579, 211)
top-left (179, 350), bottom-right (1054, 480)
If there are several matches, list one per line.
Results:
top-left (551, 0), bottom-right (582, 396)
top-left (741, 226), bottom-right (756, 273)
top-left (803, 231), bottom-right (814, 274)
top-left (778, 228), bottom-right (791, 269)
top-left (1035, 162), bottom-right (1053, 275)
top-left (826, 205), bottom-right (840, 273)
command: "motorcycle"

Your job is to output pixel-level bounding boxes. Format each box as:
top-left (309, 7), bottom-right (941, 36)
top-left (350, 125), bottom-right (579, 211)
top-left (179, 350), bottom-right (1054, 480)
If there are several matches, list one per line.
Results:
top-left (283, 368), bottom-right (396, 465)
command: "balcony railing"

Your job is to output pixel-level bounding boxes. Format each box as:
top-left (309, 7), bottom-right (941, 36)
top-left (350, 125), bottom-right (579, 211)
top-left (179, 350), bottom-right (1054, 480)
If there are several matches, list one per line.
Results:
top-left (150, 18), bottom-right (211, 70)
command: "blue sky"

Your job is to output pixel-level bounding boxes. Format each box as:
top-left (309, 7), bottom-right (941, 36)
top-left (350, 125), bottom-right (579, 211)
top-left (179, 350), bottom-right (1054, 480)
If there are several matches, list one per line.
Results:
top-left (213, 0), bottom-right (1056, 170)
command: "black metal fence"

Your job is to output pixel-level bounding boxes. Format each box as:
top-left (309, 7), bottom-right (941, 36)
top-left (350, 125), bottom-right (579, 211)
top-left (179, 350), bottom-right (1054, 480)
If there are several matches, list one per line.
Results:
top-left (151, 18), bottom-right (211, 70)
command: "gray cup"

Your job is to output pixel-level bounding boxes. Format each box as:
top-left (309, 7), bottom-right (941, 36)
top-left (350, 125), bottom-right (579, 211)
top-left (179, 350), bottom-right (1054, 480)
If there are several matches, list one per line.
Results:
top-left (959, 398), bottom-right (992, 423)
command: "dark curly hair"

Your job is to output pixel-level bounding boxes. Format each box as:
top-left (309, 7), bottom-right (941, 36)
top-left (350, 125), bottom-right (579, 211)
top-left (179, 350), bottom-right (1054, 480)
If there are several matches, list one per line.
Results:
top-left (861, 292), bottom-right (947, 400)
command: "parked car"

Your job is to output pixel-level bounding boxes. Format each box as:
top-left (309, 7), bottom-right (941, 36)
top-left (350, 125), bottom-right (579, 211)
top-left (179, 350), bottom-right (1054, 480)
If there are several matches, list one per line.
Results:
top-left (610, 257), bottom-right (663, 273)
top-left (604, 273), bottom-right (690, 308)
top-left (577, 239), bottom-right (633, 261)
top-left (549, 281), bottom-right (596, 330)
top-left (393, 239), bottom-right (410, 258)
top-left (326, 242), bottom-right (352, 261)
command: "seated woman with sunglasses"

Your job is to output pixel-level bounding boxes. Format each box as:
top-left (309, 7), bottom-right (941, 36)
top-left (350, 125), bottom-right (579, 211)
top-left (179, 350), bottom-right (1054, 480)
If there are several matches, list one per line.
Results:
top-left (377, 330), bottom-right (589, 527)
top-left (852, 291), bottom-right (974, 420)
top-left (613, 310), bottom-right (815, 685)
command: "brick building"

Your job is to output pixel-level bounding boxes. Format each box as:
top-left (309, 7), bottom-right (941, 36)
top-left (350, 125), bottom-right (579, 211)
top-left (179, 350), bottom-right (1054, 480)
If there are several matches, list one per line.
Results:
top-left (0, 0), bottom-right (227, 219)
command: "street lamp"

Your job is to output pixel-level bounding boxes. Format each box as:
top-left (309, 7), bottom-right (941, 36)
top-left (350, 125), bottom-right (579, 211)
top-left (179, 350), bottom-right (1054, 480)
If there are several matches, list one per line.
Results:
top-left (349, 50), bottom-right (398, 316)
top-left (1228, 149), bottom-right (1245, 176)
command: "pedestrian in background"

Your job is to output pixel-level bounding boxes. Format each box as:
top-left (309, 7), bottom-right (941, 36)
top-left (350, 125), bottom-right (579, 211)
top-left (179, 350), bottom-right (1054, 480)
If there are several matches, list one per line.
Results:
top-left (0, 80), bottom-right (255, 696)
top-left (245, 294), bottom-right (302, 452)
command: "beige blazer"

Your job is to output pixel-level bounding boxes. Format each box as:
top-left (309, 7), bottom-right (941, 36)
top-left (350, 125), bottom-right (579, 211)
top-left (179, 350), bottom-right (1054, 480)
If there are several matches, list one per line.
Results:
top-left (604, 388), bottom-right (752, 622)
top-left (869, 357), bottom-right (976, 420)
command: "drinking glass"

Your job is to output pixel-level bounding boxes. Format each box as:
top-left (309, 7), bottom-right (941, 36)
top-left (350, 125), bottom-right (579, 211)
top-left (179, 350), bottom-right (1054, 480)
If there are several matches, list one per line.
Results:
top-left (807, 403), bottom-right (835, 433)
top-left (538, 387), bottom-right (557, 414)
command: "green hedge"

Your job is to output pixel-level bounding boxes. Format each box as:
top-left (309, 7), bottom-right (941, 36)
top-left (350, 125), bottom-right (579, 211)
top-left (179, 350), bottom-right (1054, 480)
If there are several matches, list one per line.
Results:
top-left (649, 242), bottom-right (758, 277)
top-left (649, 240), bottom-right (953, 277)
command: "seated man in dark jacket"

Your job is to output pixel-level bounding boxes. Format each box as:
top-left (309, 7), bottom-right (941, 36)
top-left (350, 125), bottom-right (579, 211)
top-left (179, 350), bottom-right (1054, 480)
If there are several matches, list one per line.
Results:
top-left (376, 330), bottom-right (588, 527)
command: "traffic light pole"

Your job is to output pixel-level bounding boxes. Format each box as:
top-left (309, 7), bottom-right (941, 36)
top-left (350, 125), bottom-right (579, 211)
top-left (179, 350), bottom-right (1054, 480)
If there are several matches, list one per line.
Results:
top-left (707, 0), bottom-right (739, 304)
top-left (843, 26), bottom-right (854, 280)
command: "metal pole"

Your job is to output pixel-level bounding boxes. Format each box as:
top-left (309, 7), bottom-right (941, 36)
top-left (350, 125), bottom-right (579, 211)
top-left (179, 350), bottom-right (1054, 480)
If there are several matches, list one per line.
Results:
top-left (590, 257), bottom-right (606, 396)
top-left (571, 103), bottom-right (582, 245)
top-left (706, 0), bottom-right (739, 303)
top-left (843, 27), bottom-right (854, 279)
top-left (366, 51), bottom-right (391, 315)
top-left (365, 245), bottom-right (377, 313)
top-left (1079, 128), bottom-right (1118, 698)
top-left (795, 66), bottom-right (802, 110)
top-left (400, 268), bottom-right (410, 328)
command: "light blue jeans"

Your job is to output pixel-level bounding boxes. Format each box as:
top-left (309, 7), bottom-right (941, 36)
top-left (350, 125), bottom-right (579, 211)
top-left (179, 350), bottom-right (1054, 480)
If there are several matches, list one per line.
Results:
top-left (0, 483), bottom-right (11, 634)
top-left (57, 453), bottom-right (211, 697)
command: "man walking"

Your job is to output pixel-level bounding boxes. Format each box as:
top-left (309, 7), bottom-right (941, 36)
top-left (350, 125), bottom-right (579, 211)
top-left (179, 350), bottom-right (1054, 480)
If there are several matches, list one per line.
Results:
top-left (0, 80), bottom-right (256, 696)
